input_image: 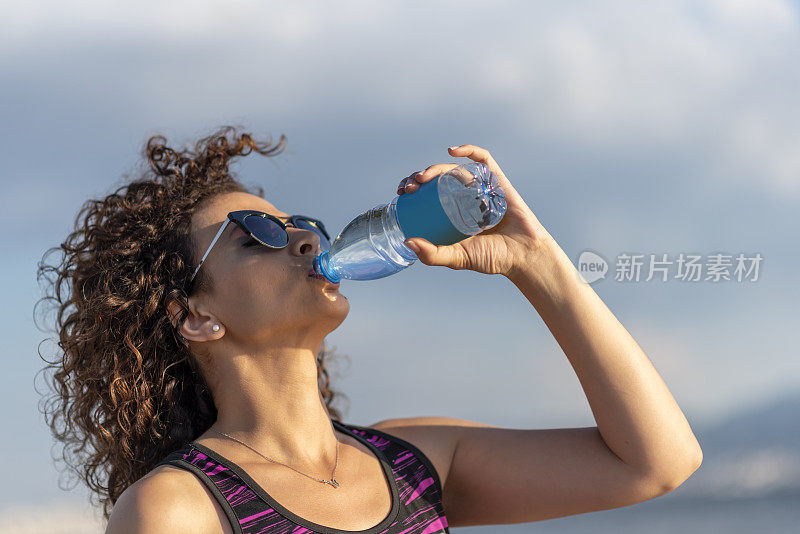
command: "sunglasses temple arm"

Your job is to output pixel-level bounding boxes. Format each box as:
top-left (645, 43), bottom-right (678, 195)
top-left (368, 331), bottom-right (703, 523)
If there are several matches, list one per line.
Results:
top-left (191, 219), bottom-right (230, 281)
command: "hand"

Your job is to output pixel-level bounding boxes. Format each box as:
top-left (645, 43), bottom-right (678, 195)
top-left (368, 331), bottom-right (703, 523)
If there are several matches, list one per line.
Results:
top-left (396, 145), bottom-right (555, 277)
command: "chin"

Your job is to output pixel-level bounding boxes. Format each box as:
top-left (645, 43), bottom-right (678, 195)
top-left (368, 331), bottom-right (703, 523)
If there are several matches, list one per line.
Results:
top-left (313, 285), bottom-right (349, 308)
top-left (329, 291), bottom-right (350, 315)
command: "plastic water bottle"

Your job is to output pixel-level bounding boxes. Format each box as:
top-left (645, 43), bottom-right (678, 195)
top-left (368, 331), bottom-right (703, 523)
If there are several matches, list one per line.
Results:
top-left (311, 161), bottom-right (507, 283)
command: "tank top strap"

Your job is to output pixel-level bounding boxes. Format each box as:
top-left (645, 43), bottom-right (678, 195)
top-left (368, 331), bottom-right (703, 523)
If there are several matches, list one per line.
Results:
top-left (153, 443), bottom-right (193, 469)
top-left (154, 442), bottom-right (245, 534)
top-left (332, 420), bottom-right (449, 533)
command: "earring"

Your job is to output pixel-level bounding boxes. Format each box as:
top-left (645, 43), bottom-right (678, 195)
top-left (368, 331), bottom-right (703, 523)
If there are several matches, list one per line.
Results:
top-left (212, 324), bottom-right (220, 332)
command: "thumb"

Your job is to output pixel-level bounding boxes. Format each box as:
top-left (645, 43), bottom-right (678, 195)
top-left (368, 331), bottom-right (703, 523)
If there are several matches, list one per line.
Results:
top-left (405, 238), bottom-right (459, 268)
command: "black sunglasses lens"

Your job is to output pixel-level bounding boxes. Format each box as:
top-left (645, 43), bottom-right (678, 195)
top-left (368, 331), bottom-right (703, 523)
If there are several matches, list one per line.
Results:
top-left (295, 218), bottom-right (331, 251)
top-left (244, 215), bottom-right (289, 247)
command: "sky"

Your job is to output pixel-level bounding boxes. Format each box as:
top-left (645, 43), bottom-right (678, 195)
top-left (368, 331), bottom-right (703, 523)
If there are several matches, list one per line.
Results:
top-left (0, 0), bottom-right (798, 530)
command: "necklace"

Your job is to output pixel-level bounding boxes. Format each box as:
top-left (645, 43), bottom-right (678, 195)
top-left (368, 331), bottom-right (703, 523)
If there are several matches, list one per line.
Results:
top-left (207, 420), bottom-right (341, 488)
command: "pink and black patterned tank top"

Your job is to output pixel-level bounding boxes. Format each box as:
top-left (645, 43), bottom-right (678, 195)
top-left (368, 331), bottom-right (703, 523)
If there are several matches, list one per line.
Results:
top-left (154, 420), bottom-right (450, 534)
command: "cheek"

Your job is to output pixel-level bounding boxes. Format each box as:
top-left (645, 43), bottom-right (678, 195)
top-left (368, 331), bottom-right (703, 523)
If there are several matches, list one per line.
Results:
top-left (221, 266), bottom-right (303, 324)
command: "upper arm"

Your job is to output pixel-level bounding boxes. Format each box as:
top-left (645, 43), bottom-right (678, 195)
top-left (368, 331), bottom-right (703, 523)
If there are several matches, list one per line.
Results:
top-left (444, 425), bottom-right (697, 527)
top-left (105, 469), bottom-right (219, 534)
top-left (371, 418), bottom-right (699, 528)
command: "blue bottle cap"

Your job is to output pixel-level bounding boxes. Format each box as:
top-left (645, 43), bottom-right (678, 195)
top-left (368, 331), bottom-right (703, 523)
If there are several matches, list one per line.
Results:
top-left (313, 251), bottom-right (341, 284)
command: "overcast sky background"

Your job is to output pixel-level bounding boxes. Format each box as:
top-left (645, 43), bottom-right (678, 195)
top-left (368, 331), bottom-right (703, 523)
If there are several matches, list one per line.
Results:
top-left (1, 0), bottom-right (798, 530)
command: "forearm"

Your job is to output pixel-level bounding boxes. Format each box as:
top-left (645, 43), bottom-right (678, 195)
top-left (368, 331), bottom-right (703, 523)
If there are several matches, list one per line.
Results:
top-left (506, 237), bottom-right (702, 483)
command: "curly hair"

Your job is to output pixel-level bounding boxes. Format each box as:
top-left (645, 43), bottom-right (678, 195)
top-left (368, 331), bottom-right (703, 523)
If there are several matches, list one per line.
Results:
top-left (34, 126), bottom-right (350, 522)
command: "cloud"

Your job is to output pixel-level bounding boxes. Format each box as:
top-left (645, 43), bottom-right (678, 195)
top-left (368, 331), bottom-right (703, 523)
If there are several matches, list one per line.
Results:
top-left (2, 1), bottom-right (797, 199)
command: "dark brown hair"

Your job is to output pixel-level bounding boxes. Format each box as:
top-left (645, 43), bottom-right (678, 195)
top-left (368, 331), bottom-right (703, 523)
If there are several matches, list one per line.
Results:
top-left (35, 126), bottom-right (349, 521)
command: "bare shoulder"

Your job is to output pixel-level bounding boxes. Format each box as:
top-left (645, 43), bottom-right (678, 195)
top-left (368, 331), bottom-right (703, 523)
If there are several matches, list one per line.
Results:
top-left (105, 465), bottom-right (232, 534)
top-left (367, 416), bottom-right (499, 489)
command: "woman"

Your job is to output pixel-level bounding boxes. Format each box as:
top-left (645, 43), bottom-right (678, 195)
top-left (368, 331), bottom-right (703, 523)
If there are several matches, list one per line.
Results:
top-left (38, 126), bottom-right (702, 533)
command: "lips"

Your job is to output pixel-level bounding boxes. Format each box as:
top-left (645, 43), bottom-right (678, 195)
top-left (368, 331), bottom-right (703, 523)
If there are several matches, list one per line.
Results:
top-left (308, 268), bottom-right (340, 288)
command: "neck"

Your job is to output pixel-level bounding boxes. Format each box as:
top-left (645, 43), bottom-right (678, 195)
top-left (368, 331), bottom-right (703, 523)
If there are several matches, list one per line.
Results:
top-left (202, 343), bottom-right (339, 470)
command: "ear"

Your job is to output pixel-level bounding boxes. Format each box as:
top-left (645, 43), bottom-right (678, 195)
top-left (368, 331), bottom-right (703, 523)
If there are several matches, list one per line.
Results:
top-left (166, 298), bottom-right (225, 342)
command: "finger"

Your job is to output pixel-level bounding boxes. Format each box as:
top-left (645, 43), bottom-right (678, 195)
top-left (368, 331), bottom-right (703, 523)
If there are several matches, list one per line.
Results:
top-left (417, 164), bottom-right (458, 182)
top-left (447, 144), bottom-right (523, 204)
top-left (397, 174), bottom-right (413, 189)
top-left (447, 144), bottom-right (504, 178)
top-left (397, 172), bottom-right (422, 195)
top-left (405, 237), bottom-right (467, 270)
top-left (397, 176), bottom-right (409, 195)
top-left (448, 144), bottom-right (494, 164)
top-left (405, 164), bottom-right (458, 194)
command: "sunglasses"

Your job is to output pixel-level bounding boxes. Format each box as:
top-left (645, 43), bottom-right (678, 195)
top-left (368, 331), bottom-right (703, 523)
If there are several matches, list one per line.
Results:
top-left (189, 210), bottom-right (332, 286)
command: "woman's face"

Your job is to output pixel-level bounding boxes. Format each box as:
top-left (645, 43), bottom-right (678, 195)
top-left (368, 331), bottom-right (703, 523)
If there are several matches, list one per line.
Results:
top-left (188, 191), bottom-right (348, 349)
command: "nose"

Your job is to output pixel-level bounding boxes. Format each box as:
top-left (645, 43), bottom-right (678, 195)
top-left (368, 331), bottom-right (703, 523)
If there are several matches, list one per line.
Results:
top-left (288, 224), bottom-right (323, 256)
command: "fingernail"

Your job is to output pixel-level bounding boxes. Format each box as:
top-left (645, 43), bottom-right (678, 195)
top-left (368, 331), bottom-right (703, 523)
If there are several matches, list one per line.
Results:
top-left (448, 146), bottom-right (460, 150)
top-left (405, 240), bottom-right (419, 253)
